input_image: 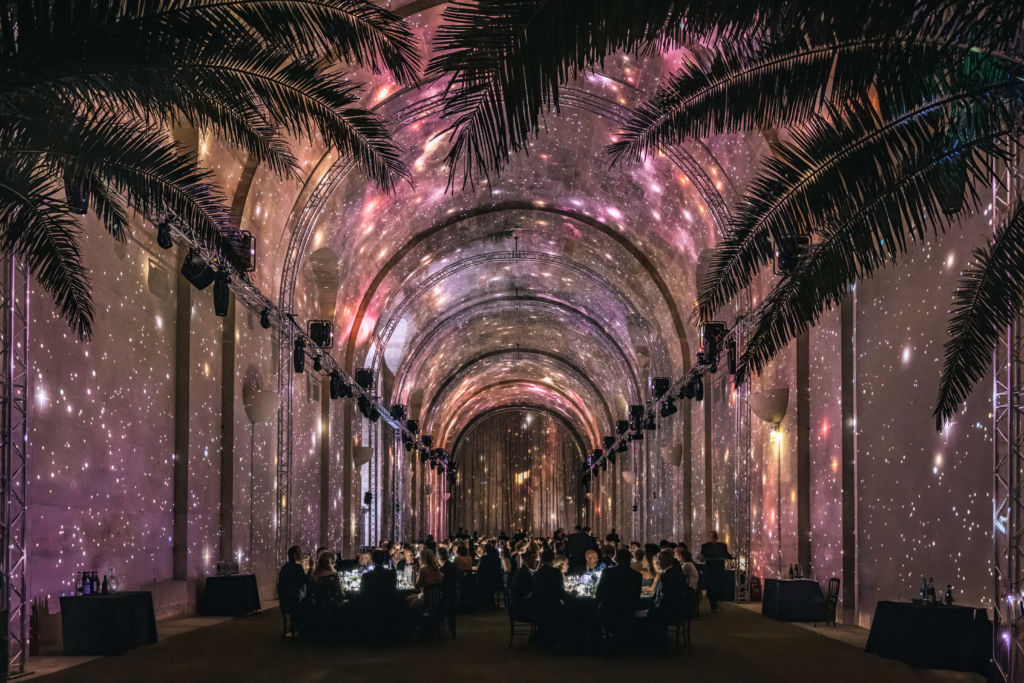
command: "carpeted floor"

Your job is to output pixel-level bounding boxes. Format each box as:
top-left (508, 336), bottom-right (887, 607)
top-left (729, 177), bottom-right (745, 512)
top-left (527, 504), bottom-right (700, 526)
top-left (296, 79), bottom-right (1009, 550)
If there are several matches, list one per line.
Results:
top-left (34, 603), bottom-right (983, 683)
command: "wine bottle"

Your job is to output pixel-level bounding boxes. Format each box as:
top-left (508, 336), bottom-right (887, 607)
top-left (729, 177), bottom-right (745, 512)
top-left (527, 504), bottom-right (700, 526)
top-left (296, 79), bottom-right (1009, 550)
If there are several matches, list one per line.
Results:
top-left (927, 577), bottom-right (935, 604)
top-left (101, 574), bottom-right (109, 595)
top-left (92, 572), bottom-right (99, 595)
top-left (944, 585), bottom-right (953, 606)
top-left (82, 572), bottom-right (91, 596)
top-left (919, 577), bottom-right (927, 601)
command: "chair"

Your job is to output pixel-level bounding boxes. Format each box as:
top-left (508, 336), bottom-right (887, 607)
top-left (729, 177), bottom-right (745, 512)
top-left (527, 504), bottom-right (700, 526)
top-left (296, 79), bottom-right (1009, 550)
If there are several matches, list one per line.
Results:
top-left (440, 578), bottom-right (458, 638)
top-left (508, 614), bottom-right (535, 648)
top-left (417, 584), bottom-right (444, 639)
top-left (813, 578), bottom-right (841, 627)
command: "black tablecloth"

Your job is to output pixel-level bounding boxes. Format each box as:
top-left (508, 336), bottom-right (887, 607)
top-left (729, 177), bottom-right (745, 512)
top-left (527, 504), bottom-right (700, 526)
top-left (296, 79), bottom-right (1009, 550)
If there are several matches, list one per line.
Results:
top-left (60, 591), bottom-right (158, 655)
top-left (865, 601), bottom-right (991, 674)
top-left (761, 578), bottom-right (824, 621)
top-left (199, 574), bottom-right (261, 616)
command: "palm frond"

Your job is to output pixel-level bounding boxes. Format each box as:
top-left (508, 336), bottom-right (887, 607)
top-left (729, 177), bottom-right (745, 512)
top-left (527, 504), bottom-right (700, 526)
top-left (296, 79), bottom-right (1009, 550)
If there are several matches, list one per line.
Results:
top-left (935, 200), bottom-right (1024, 428)
top-left (0, 160), bottom-right (93, 337)
top-left (734, 125), bottom-right (1007, 383)
top-left (697, 84), bottom-right (1022, 323)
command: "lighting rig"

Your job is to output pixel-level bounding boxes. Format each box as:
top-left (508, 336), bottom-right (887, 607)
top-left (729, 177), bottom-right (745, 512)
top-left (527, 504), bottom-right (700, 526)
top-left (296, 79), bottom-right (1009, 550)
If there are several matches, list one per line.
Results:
top-left (581, 320), bottom-right (739, 480)
top-left (152, 209), bottom-right (435, 456)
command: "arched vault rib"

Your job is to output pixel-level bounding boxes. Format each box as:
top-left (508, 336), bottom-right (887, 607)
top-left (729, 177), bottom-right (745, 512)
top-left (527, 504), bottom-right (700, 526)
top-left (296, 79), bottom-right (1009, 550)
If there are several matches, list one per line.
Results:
top-left (449, 405), bottom-right (587, 468)
top-left (346, 201), bottom-right (691, 378)
top-left (391, 294), bottom-right (643, 406)
top-left (421, 348), bottom-right (616, 438)
top-left (435, 379), bottom-right (601, 451)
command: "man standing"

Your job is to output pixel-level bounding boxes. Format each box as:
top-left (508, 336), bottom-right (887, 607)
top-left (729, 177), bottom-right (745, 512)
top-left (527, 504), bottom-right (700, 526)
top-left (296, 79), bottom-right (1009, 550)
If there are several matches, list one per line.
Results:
top-left (277, 545), bottom-right (307, 639)
top-left (700, 531), bottom-right (732, 613)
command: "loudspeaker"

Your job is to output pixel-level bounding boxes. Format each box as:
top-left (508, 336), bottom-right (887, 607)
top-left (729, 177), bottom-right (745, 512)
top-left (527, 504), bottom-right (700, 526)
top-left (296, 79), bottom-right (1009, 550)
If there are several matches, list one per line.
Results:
top-left (181, 251), bottom-right (216, 290)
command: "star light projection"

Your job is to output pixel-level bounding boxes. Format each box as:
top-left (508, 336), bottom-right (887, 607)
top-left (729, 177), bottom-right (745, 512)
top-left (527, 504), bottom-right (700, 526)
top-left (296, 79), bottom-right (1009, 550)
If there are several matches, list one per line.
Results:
top-left (19, 0), bottom-right (995, 629)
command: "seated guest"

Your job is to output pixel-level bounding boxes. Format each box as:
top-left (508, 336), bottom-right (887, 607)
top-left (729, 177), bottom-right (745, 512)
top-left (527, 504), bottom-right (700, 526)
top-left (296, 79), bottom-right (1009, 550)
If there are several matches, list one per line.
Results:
top-left (361, 549), bottom-right (398, 603)
top-left (408, 548), bottom-right (442, 610)
top-left (304, 551), bottom-right (346, 642)
top-left (605, 528), bottom-right (621, 546)
top-left (438, 547), bottom-right (460, 595)
top-left (531, 548), bottom-right (569, 648)
top-left (648, 550), bottom-right (687, 625)
top-left (636, 550), bottom-right (657, 587)
top-left (278, 545), bottom-right (307, 637)
top-left (357, 547), bottom-right (372, 569)
top-left (584, 548), bottom-right (601, 573)
top-left (595, 548), bottom-right (641, 639)
top-left (358, 548), bottom-right (401, 642)
top-left (599, 544), bottom-right (616, 568)
top-left (396, 545), bottom-right (417, 586)
top-left (677, 548), bottom-right (700, 595)
top-left (454, 544), bottom-right (474, 572)
top-left (508, 549), bottom-right (538, 622)
top-left (553, 554), bottom-right (569, 576)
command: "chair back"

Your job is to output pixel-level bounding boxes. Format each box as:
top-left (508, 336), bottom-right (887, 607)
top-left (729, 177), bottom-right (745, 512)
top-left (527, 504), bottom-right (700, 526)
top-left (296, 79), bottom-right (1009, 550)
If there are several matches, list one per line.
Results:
top-left (421, 583), bottom-right (442, 611)
top-left (827, 577), bottom-right (840, 601)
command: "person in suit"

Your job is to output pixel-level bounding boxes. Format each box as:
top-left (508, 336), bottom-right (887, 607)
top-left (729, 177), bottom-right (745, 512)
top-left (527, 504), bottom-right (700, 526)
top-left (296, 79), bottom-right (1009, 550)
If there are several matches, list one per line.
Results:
top-left (476, 542), bottom-right (504, 607)
top-left (648, 550), bottom-right (688, 625)
top-left (700, 530), bottom-right (732, 613)
top-left (567, 525), bottom-right (598, 574)
top-left (277, 545), bottom-right (307, 638)
top-left (530, 548), bottom-right (568, 647)
top-left (605, 528), bottom-right (621, 545)
top-left (595, 548), bottom-right (642, 639)
top-left (360, 549), bottom-right (397, 604)
top-left (508, 549), bottom-right (538, 622)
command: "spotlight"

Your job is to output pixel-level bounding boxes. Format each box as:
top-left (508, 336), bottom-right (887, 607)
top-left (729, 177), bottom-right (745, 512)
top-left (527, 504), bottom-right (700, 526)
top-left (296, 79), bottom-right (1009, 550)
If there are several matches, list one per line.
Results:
top-left (403, 440), bottom-right (413, 452)
top-left (181, 250), bottom-right (216, 290)
top-left (629, 404), bottom-right (645, 420)
top-left (312, 354), bottom-right (322, 373)
top-left (213, 271), bottom-right (230, 317)
top-left (652, 377), bottom-right (671, 399)
top-left (701, 322), bottom-right (727, 371)
top-left (632, 502), bottom-right (639, 513)
top-left (337, 380), bottom-right (352, 398)
top-left (693, 376), bottom-right (704, 402)
top-left (355, 368), bottom-right (374, 390)
top-left (643, 411), bottom-right (656, 431)
top-left (615, 420), bottom-right (630, 435)
top-left (421, 435), bottom-right (433, 449)
top-left (616, 442), bottom-right (627, 453)
top-left (293, 338), bottom-right (305, 373)
top-left (600, 459), bottom-right (608, 472)
top-left (660, 398), bottom-right (678, 418)
top-left (628, 429), bottom-right (643, 442)
top-left (389, 404), bottom-right (407, 421)
top-left (63, 171), bottom-right (89, 215)
top-left (259, 309), bottom-right (272, 329)
top-left (363, 492), bottom-right (373, 505)
top-left (775, 234), bottom-right (809, 272)
top-left (607, 452), bottom-right (616, 466)
top-left (308, 320), bottom-right (334, 348)
top-left (156, 220), bottom-right (174, 249)
top-left (419, 448), bottom-right (430, 464)
top-left (329, 371), bottom-right (343, 399)
top-left (603, 436), bottom-right (616, 450)
top-left (681, 381), bottom-right (695, 400)
top-left (406, 419), bottom-right (419, 435)
top-left (223, 230), bottom-right (256, 272)
top-left (357, 395), bottom-right (379, 421)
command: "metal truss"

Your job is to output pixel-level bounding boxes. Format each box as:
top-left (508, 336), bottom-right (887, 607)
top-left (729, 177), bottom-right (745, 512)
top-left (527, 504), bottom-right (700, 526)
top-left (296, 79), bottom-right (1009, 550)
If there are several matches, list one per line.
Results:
top-left (0, 257), bottom-right (29, 675)
top-left (992, 145), bottom-right (1024, 683)
top-left (731, 316), bottom-right (752, 603)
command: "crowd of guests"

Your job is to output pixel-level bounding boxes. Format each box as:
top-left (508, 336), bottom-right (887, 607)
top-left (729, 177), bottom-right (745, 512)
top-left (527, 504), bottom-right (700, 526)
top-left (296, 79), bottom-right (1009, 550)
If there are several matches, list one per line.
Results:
top-left (277, 525), bottom-right (731, 652)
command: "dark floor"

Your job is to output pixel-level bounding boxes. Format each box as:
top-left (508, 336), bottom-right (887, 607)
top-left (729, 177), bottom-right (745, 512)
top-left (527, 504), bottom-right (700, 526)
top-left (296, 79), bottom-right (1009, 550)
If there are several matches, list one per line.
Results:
top-left (36, 603), bottom-right (983, 683)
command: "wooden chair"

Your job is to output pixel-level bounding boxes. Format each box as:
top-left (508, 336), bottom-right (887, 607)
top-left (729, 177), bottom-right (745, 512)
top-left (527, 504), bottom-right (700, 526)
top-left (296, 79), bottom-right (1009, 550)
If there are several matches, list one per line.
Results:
top-left (416, 585), bottom-right (444, 639)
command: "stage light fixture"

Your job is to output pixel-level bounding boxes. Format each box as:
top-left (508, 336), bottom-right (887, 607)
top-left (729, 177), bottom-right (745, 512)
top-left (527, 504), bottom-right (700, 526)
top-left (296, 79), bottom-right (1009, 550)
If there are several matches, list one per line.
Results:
top-left (726, 338), bottom-right (737, 375)
top-left (603, 436), bottom-right (616, 449)
top-left (293, 338), bottom-right (305, 373)
top-left (600, 459), bottom-right (608, 471)
top-left (607, 452), bottom-right (616, 466)
top-left (420, 448), bottom-right (430, 464)
top-left (312, 354), bottom-right (322, 373)
top-left (406, 420), bottom-right (419, 434)
top-left (355, 368), bottom-right (374, 390)
top-left (616, 442), bottom-right (627, 453)
top-left (223, 230), bottom-right (256, 272)
top-left (329, 371), bottom-right (343, 399)
top-left (643, 411), bottom-right (657, 431)
top-left (616, 420), bottom-right (629, 435)
top-left (403, 440), bottom-right (413, 452)
top-left (308, 320), bottom-right (334, 348)
top-left (660, 398), bottom-right (678, 418)
top-left (213, 271), bottom-right (230, 317)
top-left (652, 377), bottom-right (671, 399)
top-left (156, 220), bottom-right (174, 249)
top-left (628, 430), bottom-right (643, 442)
top-left (775, 234), bottom-right (809, 272)
top-left (63, 171), bottom-right (89, 215)
top-left (693, 376), bottom-right (704, 402)
top-left (363, 492), bottom-right (373, 505)
top-left (629, 404), bottom-right (645, 420)
top-left (181, 250), bottom-right (216, 290)
top-left (681, 381), bottom-right (695, 400)
top-left (389, 404), bottom-right (407, 421)
top-left (259, 309), bottom-right (272, 329)
top-left (422, 435), bottom-right (433, 449)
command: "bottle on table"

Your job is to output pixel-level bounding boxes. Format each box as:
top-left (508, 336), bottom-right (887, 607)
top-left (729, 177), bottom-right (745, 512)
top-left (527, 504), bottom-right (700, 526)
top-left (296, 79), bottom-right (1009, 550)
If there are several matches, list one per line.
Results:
top-left (919, 577), bottom-right (927, 601)
top-left (944, 585), bottom-right (954, 606)
top-left (788, 564), bottom-right (794, 579)
top-left (927, 577), bottom-right (936, 604)
top-left (101, 574), bottom-right (109, 595)
top-left (108, 568), bottom-right (118, 594)
top-left (82, 572), bottom-right (91, 595)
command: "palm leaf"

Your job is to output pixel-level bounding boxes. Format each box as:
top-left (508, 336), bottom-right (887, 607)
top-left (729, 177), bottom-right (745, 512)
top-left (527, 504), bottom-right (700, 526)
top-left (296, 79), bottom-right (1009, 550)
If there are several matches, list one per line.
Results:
top-left (936, 199), bottom-right (1024, 428)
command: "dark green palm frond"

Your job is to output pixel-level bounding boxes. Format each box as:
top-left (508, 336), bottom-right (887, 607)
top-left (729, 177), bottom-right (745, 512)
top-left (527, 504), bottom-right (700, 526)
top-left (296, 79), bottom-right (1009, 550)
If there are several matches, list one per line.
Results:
top-left (697, 84), bottom-right (1022, 323)
top-left (935, 200), bottom-right (1024, 429)
top-left (734, 126), bottom-right (1005, 383)
top-left (425, 0), bottom-right (693, 188)
top-left (86, 177), bottom-right (130, 242)
top-left (609, 39), bottom-right (1008, 165)
top-left (0, 161), bottom-right (93, 337)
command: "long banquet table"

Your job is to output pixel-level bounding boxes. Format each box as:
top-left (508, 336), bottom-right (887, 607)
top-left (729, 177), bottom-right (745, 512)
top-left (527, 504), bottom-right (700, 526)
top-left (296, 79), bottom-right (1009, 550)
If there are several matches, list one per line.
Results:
top-left (761, 578), bottom-right (824, 621)
top-left (865, 601), bottom-right (991, 674)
